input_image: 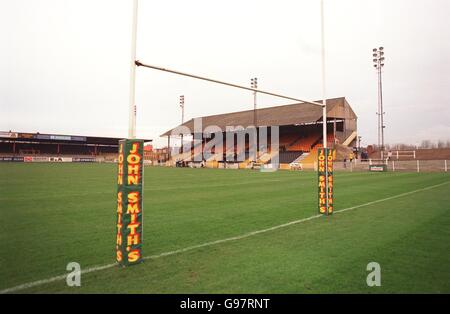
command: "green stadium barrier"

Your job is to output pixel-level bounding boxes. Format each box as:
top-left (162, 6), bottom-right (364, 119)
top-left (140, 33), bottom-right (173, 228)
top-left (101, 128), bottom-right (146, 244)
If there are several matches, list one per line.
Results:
top-left (318, 148), bottom-right (334, 215)
top-left (116, 139), bottom-right (144, 266)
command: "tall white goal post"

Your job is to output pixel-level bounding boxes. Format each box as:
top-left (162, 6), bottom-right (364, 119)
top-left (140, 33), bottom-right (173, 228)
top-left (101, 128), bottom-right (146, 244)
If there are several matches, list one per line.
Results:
top-left (117, 0), bottom-right (333, 267)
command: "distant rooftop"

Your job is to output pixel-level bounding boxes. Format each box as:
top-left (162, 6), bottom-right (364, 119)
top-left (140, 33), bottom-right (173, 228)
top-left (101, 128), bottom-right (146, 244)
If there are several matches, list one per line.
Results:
top-left (0, 131), bottom-right (152, 145)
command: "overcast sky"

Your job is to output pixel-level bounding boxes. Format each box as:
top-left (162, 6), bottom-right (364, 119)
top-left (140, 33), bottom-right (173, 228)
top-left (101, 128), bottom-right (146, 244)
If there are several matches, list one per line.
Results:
top-left (1, 0), bottom-right (449, 147)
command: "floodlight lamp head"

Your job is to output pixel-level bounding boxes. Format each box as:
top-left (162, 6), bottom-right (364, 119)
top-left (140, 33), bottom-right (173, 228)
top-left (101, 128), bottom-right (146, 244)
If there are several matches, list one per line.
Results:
top-left (373, 48), bottom-right (377, 52)
top-left (251, 78), bottom-right (258, 88)
top-left (379, 46), bottom-right (384, 50)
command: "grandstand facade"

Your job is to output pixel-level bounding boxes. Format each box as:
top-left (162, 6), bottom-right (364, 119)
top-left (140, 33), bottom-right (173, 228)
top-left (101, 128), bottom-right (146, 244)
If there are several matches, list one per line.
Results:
top-left (162, 97), bottom-right (357, 168)
top-left (0, 131), bottom-right (152, 162)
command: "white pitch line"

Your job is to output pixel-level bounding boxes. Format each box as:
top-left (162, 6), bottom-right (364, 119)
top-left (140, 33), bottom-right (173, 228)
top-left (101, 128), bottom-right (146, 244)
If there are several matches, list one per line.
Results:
top-left (1, 181), bottom-right (448, 294)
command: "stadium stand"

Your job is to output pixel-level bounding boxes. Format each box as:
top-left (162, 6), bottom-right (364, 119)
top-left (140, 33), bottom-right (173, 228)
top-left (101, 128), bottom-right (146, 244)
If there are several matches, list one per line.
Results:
top-left (162, 97), bottom-right (358, 169)
top-left (0, 131), bottom-right (152, 162)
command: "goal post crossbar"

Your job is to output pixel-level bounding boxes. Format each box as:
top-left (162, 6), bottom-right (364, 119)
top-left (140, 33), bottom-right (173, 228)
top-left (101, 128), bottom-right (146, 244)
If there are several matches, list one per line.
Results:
top-left (135, 60), bottom-right (325, 108)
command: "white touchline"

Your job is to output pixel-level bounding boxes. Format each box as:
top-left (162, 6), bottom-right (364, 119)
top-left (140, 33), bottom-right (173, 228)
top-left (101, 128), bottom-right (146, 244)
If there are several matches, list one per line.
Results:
top-left (1, 181), bottom-right (448, 294)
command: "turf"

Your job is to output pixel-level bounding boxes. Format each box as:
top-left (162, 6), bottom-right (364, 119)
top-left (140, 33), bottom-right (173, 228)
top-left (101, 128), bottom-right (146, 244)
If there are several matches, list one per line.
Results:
top-left (0, 163), bottom-right (449, 293)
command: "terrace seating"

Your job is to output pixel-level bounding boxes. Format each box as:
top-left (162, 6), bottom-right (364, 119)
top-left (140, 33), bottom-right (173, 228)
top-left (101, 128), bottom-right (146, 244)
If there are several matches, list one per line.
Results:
top-left (279, 134), bottom-right (301, 150)
top-left (278, 151), bottom-right (303, 164)
top-left (314, 133), bottom-right (335, 149)
top-left (288, 134), bottom-right (322, 152)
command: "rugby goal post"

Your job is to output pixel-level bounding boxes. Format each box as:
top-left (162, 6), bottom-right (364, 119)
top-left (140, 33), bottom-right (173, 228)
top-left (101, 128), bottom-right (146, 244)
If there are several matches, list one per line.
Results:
top-left (116, 0), bottom-right (333, 266)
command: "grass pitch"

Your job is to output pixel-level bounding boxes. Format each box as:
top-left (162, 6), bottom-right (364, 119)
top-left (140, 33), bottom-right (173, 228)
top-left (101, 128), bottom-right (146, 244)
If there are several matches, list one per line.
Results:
top-left (0, 163), bottom-right (449, 293)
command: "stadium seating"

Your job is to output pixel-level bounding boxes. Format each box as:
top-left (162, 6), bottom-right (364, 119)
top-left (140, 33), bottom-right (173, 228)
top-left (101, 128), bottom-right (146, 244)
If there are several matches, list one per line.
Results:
top-left (288, 134), bottom-right (322, 152)
top-left (279, 134), bottom-right (301, 150)
top-left (314, 133), bottom-right (335, 148)
top-left (278, 151), bottom-right (303, 164)
top-left (0, 143), bottom-right (13, 154)
top-left (167, 126), bottom-right (339, 168)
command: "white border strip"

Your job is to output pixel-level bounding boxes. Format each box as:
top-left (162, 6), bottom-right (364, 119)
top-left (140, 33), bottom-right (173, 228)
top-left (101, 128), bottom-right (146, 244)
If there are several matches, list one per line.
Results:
top-left (1, 181), bottom-right (448, 294)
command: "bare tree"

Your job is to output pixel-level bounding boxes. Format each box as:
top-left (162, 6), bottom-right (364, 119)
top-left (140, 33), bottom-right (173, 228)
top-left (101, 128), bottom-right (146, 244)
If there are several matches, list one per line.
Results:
top-left (421, 140), bottom-right (431, 149)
